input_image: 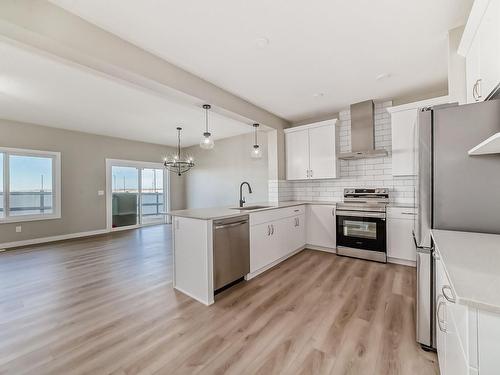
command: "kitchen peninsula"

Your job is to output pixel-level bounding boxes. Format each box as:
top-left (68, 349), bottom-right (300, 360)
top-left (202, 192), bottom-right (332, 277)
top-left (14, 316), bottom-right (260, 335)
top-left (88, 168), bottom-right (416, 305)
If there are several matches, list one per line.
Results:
top-left (168, 201), bottom-right (338, 305)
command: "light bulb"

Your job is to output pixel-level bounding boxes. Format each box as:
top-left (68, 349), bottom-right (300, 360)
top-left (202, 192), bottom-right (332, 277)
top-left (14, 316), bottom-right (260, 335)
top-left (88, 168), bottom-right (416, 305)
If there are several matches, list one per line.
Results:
top-left (200, 133), bottom-right (214, 150)
top-left (251, 145), bottom-right (263, 159)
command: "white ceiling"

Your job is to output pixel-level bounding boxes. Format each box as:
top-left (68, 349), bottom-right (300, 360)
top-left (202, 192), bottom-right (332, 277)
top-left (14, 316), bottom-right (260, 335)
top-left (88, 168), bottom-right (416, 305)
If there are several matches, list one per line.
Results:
top-left (50, 0), bottom-right (473, 122)
top-left (0, 41), bottom-right (255, 147)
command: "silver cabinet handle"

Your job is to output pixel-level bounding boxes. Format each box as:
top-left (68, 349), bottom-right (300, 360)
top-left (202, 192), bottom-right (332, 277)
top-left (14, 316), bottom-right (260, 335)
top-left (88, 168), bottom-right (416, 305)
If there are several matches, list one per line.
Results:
top-left (271, 224), bottom-right (274, 235)
top-left (267, 225), bottom-right (271, 236)
top-left (477, 78), bottom-right (482, 100)
top-left (310, 170), bottom-right (313, 178)
top-left (442, 285), bottom-right (456, 303)
top-left (437, 297), bottom-right (447, 332)
top-left (473, 81), bottom-right (478, 101)
top-left (297, 217), bottom-right (300, 226)
top-left (306, 170), bottom-right (310, 178)
top-left (401, 212), bottom-right (416, 215)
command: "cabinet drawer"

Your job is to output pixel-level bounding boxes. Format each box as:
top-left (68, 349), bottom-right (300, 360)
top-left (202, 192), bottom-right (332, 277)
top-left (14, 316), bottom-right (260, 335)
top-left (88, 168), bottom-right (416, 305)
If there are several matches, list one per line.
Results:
top-left (250, 206), bottom-right (305, 226)
top-left (387, 206), bottom-right (416, 219)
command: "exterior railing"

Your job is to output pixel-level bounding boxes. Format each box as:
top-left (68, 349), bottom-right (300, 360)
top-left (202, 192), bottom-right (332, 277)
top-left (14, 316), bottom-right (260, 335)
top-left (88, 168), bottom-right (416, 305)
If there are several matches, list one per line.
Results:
top-left (0, 192), bottom-right (52, 214)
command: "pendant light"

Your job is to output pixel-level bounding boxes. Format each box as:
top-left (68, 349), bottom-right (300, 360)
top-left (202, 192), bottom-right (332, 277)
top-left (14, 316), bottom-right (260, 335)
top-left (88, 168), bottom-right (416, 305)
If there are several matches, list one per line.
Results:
top-left (200, 104), bottom-right (214, 149)
top-left (164, 127), bottom-right (195, 176)
top-left (251, 123), bottom-right (263, 159)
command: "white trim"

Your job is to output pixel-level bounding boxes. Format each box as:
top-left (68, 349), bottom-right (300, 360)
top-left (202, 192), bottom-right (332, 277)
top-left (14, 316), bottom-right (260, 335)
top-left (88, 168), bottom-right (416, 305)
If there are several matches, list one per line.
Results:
top-left (246, 246), bottom-right (305, 280)
top-left (306, 244), bottom-right (336, 253)
top-left (0, 228), bottom-right (109, 250)
top-left (284, 118), bottom-right (337, 134)
top-left (105, 158), bottom-right (168, 231)
top-left (457, 0), bottom-right (492, 56)
top-left (386, 96), bottom-right (450, 113)
top-left (0, 146), bottom-right (61, 224)
top-left (174, 285), bottom-right (212, 306)
top-left (388, 257), bottom-right (416, 267)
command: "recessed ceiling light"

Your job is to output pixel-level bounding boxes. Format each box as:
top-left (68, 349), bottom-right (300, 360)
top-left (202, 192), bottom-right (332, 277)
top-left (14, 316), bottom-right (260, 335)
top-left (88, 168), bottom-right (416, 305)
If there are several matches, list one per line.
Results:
top-left (313, 93), bottom-right (325, 98)
top-left (376, 73), bottom-right (391, 81)
top-left (254, 37), bottom-right (270, 49)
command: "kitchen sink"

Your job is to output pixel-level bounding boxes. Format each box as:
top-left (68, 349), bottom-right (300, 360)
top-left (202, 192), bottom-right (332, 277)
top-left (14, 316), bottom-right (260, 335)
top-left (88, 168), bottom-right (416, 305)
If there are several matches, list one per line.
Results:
top-left (231, 205), bottom-right (271, 211)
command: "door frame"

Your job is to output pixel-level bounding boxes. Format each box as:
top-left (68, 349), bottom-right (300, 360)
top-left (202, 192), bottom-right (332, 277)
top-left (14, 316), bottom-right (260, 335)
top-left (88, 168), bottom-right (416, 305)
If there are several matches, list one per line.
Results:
top-left (105, 158), bottom-right (169, 232)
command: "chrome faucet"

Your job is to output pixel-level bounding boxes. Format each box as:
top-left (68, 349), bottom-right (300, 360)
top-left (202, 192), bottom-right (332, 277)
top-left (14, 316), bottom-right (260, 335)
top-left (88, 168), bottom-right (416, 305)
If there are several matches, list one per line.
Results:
top-left (239, 182), bottom-right (253, 208)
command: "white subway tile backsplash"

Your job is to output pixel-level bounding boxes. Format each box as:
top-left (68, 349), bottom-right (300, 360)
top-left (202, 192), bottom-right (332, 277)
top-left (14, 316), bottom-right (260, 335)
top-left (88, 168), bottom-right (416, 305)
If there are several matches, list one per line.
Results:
top-left (269, 100), bottom-right (415, 205)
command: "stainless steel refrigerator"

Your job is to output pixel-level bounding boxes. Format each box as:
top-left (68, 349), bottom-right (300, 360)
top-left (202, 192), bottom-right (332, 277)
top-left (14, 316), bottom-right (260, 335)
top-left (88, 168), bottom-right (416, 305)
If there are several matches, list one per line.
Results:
top-left (414, 99), bottom-right (500, 350)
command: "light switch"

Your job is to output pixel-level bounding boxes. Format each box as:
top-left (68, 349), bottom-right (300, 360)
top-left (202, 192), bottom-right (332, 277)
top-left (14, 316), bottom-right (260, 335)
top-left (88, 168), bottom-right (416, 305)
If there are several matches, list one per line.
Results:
top-left (98, 190), bottom-right (105, 196)
top-left (15, 226), bottom-right (22, 233)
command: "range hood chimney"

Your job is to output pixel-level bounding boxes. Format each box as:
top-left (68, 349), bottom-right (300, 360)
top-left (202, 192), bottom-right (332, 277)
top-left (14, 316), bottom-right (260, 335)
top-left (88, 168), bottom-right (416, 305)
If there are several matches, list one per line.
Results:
top-left (338, 100), bottom-right (388, 160)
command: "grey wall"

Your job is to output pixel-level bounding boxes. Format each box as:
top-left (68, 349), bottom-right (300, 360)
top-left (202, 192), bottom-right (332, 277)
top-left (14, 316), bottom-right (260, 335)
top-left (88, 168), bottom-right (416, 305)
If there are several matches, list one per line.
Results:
top-left (0, 118), bottom-right (185, 245)
top-left (184, 132), bottom-right (269, 209)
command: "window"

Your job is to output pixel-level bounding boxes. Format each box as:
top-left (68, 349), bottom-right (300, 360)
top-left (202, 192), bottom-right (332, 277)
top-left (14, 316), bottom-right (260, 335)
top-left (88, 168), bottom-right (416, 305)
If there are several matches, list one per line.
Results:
top-left (0, 147), bottom-right (61, 223)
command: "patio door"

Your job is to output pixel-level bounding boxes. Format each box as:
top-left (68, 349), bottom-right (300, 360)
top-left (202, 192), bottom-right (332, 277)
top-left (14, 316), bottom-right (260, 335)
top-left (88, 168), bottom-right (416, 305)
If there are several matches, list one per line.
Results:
top-left (106, 159), bottom-right (168, 231)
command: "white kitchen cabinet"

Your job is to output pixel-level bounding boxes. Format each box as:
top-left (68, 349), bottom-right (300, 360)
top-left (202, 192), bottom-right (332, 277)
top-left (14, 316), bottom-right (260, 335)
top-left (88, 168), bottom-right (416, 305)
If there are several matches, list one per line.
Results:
top-left (249, 206), bottom-right (306, 276)
top-left (285, 129), bottom-right (310, 180)
top-left (460, 0), bottom-right (500, 103)
top-left (250, 222), bottom-right (280, 273)
top-left (285, 120), bottom-right (338, 180)
top-left (478, 310), bottom-right (500, 375)
top-left (389, 109), bottom-right (417, 176)
top-left (306, 205), bottom-right (336, 251)
top-left (308, 125), bottom-right (337, 179)
top-left (284, 214), bottom-right (306, 257)
top-left (387, 97), bottom-right (450, 177)
top-left (387, 207), bottom-right (416, 264)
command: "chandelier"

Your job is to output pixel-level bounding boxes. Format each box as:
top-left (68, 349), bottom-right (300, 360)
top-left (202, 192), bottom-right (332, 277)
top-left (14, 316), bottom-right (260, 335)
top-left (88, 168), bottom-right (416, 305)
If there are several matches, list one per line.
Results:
top-left (164, 127), bottom-right (194, 176)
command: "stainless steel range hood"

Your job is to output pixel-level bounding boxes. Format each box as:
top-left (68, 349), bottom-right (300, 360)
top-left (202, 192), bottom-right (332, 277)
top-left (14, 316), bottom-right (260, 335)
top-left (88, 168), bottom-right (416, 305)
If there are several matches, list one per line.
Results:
top-left (338, 100), bottom-right (388, 160)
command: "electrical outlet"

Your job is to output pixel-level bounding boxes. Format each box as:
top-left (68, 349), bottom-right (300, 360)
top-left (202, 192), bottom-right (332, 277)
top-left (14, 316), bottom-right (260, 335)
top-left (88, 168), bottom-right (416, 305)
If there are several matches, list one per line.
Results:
top-left (15, 226), bottom-right (22, 233)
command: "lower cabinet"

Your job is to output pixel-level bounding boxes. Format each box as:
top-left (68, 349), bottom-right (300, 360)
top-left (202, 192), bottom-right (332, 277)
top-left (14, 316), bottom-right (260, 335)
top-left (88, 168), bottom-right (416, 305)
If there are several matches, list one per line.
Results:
top-left (250, 221), bottom-right (280, 273)
top-left (306, 204), bottom-right (336, 250)
top-left (433, 248), bottom-right (500, 375)
top-left (249, 207), bottom-right (306, 274)
top-left (387, 207), bottom-right (416, 263)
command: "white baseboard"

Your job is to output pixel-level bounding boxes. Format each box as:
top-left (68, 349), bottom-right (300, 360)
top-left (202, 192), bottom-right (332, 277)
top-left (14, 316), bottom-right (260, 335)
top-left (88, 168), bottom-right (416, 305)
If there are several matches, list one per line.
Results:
top-left (174, 286), bottom-right (213, 306)
top-left (388, 257), bottom-right (416, 267)
top-left (306, 244), bottom-right (336, 253)
top-left (246, 246), bottom-right (306, 280)
top-left (0, 229), bottom-right (109, 250)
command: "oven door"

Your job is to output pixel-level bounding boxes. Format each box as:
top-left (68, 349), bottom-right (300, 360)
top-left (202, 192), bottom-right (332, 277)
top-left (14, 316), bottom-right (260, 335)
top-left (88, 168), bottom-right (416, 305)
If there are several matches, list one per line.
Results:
top-left (336, 211), bottom-right (386, 253)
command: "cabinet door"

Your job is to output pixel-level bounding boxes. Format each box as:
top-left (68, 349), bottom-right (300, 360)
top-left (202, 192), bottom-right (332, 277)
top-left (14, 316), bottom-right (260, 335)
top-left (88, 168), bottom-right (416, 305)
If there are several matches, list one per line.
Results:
top-left (250, 222), bottom-right (278, 273)
top-left (387, 217), bottom-right (416, 261)
top-left (391, 109), bottom-right (417, 176)
top-left (466, 35), bottom-right (482, 103)
top-left (478, 0), bottom-right (500, 99)
top-left (306, 205), bottom-right (336, 249)
top-left (435, 258), bottom-right (447, 375)
top-left (286, 129), bottom-right (310, 180)
top-left (284, 214), bottom-right (306, 256)
top-left (309, 124), bottom-right (337, 179)
top-left (478, 310), bottom-right (500, 375)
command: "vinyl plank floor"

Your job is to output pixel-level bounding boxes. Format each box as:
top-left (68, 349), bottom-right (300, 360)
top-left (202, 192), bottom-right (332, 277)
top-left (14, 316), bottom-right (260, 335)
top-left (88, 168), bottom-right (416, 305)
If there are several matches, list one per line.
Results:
top-left (0, 225), bottom-right (438, 374)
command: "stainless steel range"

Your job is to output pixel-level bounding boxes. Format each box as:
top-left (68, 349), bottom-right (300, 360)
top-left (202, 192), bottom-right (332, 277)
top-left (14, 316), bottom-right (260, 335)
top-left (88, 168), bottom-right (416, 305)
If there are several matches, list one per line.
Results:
top-left (336, 188), bottom-right (389, 263)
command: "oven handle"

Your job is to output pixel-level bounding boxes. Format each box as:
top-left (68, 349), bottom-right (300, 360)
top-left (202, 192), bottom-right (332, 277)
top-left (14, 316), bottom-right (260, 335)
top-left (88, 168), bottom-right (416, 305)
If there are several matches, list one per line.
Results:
top-left (336, 211), bottom-right (386, 219)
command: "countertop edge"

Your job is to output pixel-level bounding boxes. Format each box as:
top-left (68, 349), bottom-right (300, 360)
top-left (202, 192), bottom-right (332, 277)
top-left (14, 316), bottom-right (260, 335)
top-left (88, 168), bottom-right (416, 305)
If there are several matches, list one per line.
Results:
top-left (167, 201), bottom-right (338, 220)
top-left (431, 229), bottom-right (500, 315)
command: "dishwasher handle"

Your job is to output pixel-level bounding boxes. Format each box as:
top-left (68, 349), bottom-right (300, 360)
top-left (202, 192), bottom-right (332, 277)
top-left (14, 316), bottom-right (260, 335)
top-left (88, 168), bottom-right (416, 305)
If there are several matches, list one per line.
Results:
top-left (214, 220), bottom-right (248, 230)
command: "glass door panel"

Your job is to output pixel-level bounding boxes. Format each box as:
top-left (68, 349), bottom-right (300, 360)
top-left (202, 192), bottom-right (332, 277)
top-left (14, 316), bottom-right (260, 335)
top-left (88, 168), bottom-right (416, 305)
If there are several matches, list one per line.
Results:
top-left (141, 168), bottom-right (165, 225)
top-left (112, 166), bottom-right (139, 228)
top-left (0, 153), bottom-right (3, 218)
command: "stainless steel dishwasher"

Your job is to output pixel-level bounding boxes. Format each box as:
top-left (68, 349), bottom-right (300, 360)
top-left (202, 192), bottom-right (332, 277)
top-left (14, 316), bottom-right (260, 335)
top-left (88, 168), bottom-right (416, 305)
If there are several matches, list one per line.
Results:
top-left (213, 215), bottom-right (250, 293)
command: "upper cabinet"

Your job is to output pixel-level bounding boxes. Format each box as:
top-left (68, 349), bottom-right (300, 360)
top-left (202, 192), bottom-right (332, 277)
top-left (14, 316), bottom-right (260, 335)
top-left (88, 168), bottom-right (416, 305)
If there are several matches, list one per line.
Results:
top-left (459, 0), bottom-right (500, 103)
top-left (387, 96), bottom-right (449, 177)
top-left (285, 120), bottom-right (338, 180)
top-left (389, 108), bottom-right (417, 176)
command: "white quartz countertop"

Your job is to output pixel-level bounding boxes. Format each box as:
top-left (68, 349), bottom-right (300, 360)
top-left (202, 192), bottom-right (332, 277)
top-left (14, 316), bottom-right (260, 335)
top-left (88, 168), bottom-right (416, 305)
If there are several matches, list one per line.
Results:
top-left (431, 229), bottom-right (500, 314)
top-left (167, 201), bottom-right (339, 220)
